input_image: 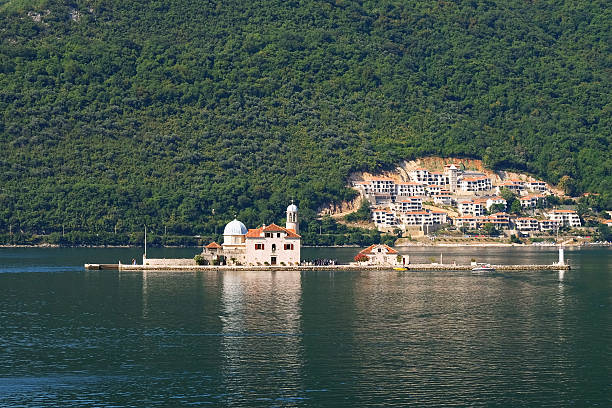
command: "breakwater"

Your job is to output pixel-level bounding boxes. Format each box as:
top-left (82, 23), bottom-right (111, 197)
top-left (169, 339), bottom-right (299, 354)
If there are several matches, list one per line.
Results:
top-left (85, 263), bottom-right (570, 272)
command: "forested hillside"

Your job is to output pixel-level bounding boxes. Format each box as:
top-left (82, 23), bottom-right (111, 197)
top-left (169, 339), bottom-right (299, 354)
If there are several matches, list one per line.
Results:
top-left (0, 0), bottom-right (610, 243)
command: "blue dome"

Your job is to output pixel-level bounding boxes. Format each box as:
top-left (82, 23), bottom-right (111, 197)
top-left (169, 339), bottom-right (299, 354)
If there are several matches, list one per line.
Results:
top-left (223, 219), bottom-right (247, 235)
top-left (287, 204), bottom-right (298, 212)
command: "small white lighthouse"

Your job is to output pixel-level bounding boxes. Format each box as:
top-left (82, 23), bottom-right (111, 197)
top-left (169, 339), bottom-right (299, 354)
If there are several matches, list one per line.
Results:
top-left (286, 201), bottom-right (299, 233)
top-left (558, 246), bottom-right (565, 266)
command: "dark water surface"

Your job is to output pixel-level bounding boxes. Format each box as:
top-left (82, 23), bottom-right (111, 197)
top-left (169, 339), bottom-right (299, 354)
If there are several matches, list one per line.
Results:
top-left (0, 246), bottom-right (610, 407)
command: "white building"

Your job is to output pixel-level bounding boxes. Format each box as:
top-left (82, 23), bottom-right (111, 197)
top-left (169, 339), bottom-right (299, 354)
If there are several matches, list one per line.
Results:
top-left (395, 182), bottom-right (425, 197)
top-left (355, 244), bottom-right (404, 266)
top-left (519, 194), bottom-right (546, 209)
top-left (372, 209), bottom-right (397, 228)
top-left (393, 197), bottom-right (423, 213)
top-left (408, 169), bottom-right (448, 186)
top-left (245, 223), bottom-right (301, 265)
top-left (370, 177), bottom-right (395, 194)
top-left (434, 194), bottom-right (454, 206)
top-left (453, 215), bottom-right (477, 229)
top-left (485, 196), bottom-right (507, 211)
top-left (526, 180), bottom-right (547, 192)
top-left (458, 200), bottom-right (486, 216)
top-left (539, 219), bottom-right (559, 232)
top-left (477, 212), bottom-right (510, 229)
top-left (458, 176), bottom-right (492, 192)
top-left (514, 217), bottom-right (540, 232)
top-left (548, 210), bottom-right (581, 227)
top-left (496, 181), bottom-right (524, 195)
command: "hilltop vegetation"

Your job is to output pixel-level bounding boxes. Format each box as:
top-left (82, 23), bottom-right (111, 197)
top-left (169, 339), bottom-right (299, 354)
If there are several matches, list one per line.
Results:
top-left (0, 0), bottom-right (610, 244)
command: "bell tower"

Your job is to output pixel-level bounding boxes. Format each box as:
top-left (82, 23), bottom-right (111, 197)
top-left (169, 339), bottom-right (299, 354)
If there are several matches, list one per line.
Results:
top-left (286, 201), bottom-right (299, 233)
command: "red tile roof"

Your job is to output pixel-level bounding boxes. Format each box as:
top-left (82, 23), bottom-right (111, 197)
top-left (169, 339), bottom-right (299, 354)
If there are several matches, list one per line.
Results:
top-left (205, 242), bottom-right (222, 249)
top-left (246, 223), bottom-right (301, 238)
top-left (359, 244), bottom-right (398, 255)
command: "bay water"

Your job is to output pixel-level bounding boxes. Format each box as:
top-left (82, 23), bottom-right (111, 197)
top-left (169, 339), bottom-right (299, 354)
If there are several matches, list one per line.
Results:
top-left (0, 246), bottom-right (610, 407)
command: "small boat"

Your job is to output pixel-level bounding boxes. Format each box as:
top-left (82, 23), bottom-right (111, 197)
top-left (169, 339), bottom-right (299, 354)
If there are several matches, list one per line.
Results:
top-left (393, 267), bottom-right (408, 271)
top-left (471, 263), bottom-right (496, 272)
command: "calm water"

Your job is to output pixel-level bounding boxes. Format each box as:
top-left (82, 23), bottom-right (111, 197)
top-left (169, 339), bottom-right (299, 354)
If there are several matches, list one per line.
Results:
top-left (0, 246), bottom-right (610, 407)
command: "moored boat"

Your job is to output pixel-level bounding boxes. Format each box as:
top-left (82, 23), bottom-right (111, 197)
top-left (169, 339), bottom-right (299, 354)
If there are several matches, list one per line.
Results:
top-left (472, 263), bottom-right (496, 272)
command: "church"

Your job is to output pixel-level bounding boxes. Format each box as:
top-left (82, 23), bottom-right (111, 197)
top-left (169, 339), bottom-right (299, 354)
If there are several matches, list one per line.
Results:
top-left (200, 203), bottom-right (301, 266)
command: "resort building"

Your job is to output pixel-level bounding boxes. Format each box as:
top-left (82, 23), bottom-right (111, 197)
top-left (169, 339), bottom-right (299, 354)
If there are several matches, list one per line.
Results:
top-left (393, 197), bottom-right (423, 213)
top-left (519, 194), bottom-right (547, 209)
top-left (458, 176), bottom-right (492, 193)
top-left (496, 181), bottom-right (524, 195)
top-left (408, 169), bottom-right (449, 186)
top-left (453, 215), bottom-right (478, 229)
top-left (484, 196), bottom-right (507, 211)
top-left (526, 180), bottom-right (548, 192)
top-left (395, 181), bottom-right (426, 197)
top-left (458, 200), bottom-right (486, 216)
top-left (477, 212), bottom-right (510, 229)
top-left (547, 210), bottom-right (581, 228)
top-left (539, 219), bottom-right (559, 232)
top-left (372, 209), bottom-right (397, 228)
top-left (514, 217), bottom-right (540, 232)
top-left (434, 194), bottom-right (454, 206)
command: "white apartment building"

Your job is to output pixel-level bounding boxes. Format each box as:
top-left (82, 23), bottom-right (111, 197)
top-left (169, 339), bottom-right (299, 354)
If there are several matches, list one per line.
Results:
top-left (434, 194), bottom-right (454, 206)
top-left (370, 177), bottom-right (395, 194)
top-left (548, 210), bottom-right (581, 227)
top-left (485, 196), bottom-right (507, 211)
top-left (372, 209), bottom-right (397, 228)
top-left (496, 181), bottom-right (525, 195)
top-left (393, 197), bottom-right (423, 213)
top-left (458, 200), bottom-right (486, 216)
top-left (539, 219), bottom-right (559, 232)
top-left (426, 185), bottom-right (443, 196)
top-left (408, 169), bottom-right (449, 186)
top-left (477, 212), bottom-right (510, 229)
top-left (514, 217), bottom-right (540, 232)
top-left (526, 181), bottom-right (547, 192)
top-left (430, 210), bottom-right (448, 224)
top-left (395, 181), bottom-right (426, 197)
top-left (519, 194), bottom-right (546, 209)
top-left (453, 215), bottom-right (477, 229)
top-left (458, 176), bottom-right (492, 192)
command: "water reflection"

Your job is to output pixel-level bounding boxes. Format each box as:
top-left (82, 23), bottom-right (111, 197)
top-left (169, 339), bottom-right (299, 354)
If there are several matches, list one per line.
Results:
top-left (219, 271), bottom-right (305, 403)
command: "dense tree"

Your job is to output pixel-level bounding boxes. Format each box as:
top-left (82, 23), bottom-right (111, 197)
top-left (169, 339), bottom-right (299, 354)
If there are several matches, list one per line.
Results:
top-left (0, 0), bottom-right (610, 245)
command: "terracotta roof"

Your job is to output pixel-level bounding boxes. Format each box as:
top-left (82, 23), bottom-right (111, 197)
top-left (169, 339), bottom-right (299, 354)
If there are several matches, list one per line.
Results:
top-left (396, 181), bottom-right (422, 185)
top-left (246, 227), bottom-right (263, 238)
top-left (245, 224), bottom-right (301, 238)
top-left (462, 176), bottom-right (489, 182)
top-left (359, 244), bottom-right (398, 255)
top-left (516, 217), bottom-right (538, 221)
top-left (205, 242), bottom-right (222, 249)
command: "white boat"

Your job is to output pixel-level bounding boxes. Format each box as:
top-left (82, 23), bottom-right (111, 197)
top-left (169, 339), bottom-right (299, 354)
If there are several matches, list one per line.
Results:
top-left (472, 263), bottom-right (496, 272)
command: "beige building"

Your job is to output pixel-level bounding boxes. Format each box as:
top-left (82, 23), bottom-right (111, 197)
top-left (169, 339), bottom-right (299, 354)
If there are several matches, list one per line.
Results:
top-left (200, 203), bottom-right (301, 266)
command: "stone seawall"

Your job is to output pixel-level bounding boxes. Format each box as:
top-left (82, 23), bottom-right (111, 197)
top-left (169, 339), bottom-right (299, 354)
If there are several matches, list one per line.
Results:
top-left (86, 263), bottom-right (570, 272)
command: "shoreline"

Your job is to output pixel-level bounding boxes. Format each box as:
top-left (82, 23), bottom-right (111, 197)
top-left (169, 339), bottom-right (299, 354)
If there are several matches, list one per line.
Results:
top-left (1, 242), bottom-right (609, 249)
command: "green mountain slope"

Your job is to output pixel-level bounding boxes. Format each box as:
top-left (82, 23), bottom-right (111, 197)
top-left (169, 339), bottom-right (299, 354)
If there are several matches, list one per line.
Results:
top-left (1, 0), bottom-right (610, 239)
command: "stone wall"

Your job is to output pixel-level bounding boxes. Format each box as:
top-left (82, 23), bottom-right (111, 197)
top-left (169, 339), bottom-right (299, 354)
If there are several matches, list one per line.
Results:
top-left (143, 258), bottom-right (196, 266)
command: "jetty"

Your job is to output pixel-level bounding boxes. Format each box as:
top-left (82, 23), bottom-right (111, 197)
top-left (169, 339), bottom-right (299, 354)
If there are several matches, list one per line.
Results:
top-left (84, 263), bottom-right (569, 272)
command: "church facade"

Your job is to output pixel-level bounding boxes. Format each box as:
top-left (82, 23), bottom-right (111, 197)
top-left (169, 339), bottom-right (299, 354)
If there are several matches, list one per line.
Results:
top-left (201, 203), bottom-right (301, 266)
